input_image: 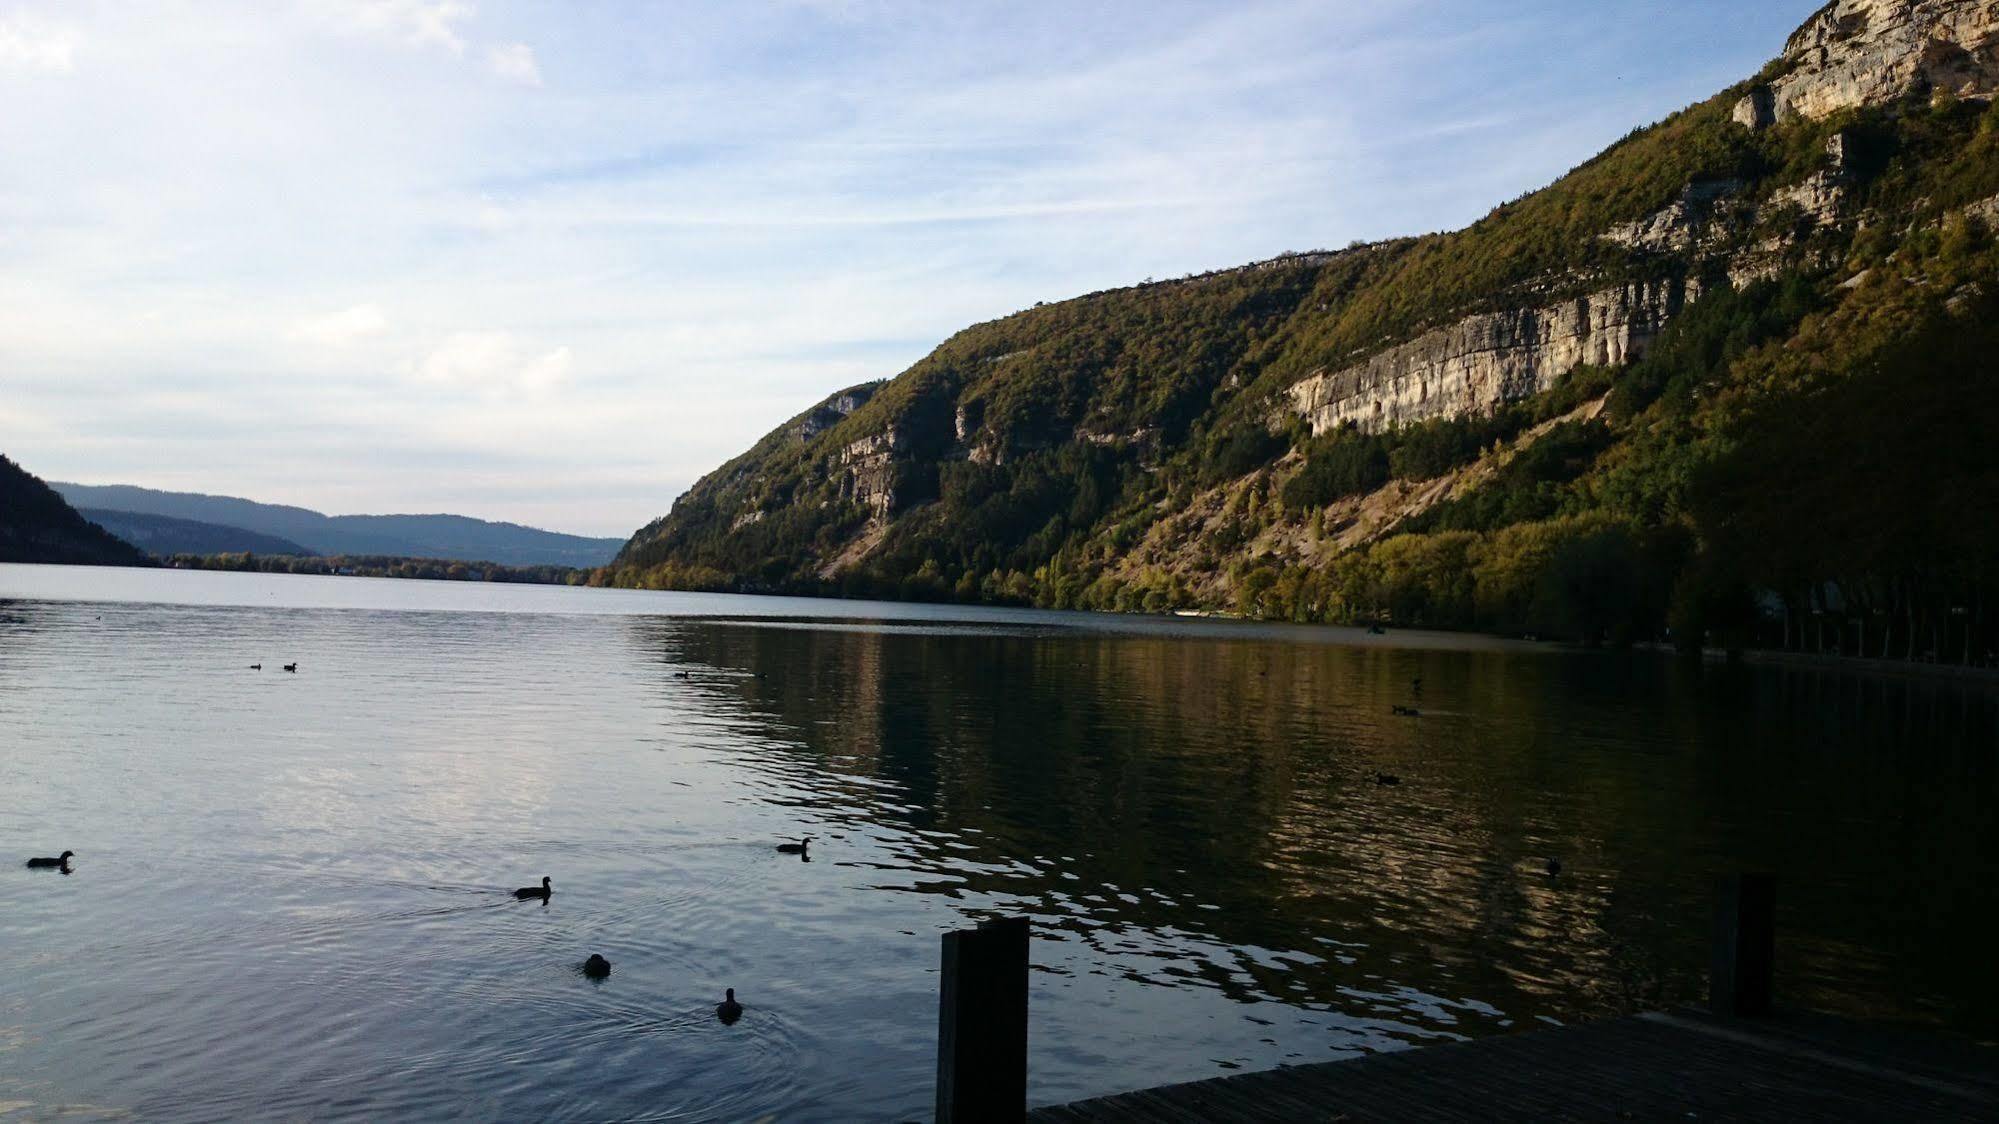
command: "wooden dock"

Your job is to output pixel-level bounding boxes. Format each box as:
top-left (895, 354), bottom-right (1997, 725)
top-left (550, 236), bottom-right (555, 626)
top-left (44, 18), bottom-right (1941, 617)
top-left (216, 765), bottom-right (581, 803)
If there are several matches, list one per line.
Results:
top-left (1025, 1009), bottom-right (1999, 1123)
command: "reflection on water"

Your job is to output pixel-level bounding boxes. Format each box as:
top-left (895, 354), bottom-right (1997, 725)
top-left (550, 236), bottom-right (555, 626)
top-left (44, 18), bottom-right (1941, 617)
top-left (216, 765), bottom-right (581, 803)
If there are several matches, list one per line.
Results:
top-left (1, 566), bottom-right (1994, 1120)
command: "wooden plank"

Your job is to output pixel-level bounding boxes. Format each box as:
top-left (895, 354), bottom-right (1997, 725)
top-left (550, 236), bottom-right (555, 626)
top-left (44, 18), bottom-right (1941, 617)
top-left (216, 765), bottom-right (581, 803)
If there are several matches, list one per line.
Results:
top-left (1029, 1011), bottom-right (1999, 1123)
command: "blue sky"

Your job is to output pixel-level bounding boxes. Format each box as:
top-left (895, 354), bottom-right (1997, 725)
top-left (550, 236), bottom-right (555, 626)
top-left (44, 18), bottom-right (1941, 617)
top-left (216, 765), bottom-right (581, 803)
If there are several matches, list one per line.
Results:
top-left (0, 1), bottom-right (1821, 537)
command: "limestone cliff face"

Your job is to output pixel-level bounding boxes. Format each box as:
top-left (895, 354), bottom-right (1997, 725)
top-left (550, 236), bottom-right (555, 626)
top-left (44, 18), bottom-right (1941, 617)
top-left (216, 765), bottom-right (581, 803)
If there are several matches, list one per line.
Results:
top-left (838, 430), bottom-right (901, 517)
top-left (1285, 279), bottom-right (1698, 435)
top-left (1758, 0), bottom-right (1999, 122)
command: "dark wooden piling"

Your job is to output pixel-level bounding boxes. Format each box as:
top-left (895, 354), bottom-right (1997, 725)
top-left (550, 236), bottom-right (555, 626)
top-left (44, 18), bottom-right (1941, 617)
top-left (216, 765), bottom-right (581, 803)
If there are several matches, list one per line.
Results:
top-left (937, 916), bottom-right (1029, 1123)
top-left (1710, 872), bottom-right (1776, 1016)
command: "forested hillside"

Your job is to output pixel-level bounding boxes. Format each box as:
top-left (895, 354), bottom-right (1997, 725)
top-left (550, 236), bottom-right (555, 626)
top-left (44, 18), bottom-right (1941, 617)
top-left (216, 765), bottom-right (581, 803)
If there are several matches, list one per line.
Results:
top-left (0, 455), bottom-right (150, 567)
top-left (610, 0), bottom-right (1999, 665)
top-left (54, 483), bottom-right (625, 567)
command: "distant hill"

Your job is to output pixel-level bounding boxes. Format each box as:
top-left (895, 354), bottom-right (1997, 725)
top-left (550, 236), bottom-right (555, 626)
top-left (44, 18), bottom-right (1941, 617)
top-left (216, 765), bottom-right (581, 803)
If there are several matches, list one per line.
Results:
top-left (79, 508), bottom-right (318, 558)
top-left (51, 483), bottom-right (625, 567)
top-left (0, 455), bottom-right (150, 566)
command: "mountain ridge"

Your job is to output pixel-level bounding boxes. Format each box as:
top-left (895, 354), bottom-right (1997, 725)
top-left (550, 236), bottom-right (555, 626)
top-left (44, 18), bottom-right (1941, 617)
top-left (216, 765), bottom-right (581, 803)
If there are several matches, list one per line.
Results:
top-left (610, 0), bottom-right (1997, 660)
top-left (78, 508), bottom-right (319, 559)
top-left (53, 483), bottom-right (625, 568)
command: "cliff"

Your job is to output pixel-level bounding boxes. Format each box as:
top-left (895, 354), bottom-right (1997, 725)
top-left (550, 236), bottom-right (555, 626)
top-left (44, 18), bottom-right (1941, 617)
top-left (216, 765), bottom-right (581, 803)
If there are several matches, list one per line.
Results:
top-left (1284, 279), bottom-right (1699, 435)
top-left (610, 0), bottom-right (1999, 655)
top-left (1763, 0), bottom-right (1999, 122)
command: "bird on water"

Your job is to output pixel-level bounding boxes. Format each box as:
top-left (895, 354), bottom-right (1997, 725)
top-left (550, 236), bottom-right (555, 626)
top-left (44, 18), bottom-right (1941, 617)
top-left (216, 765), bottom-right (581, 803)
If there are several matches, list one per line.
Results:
top-left (283, 663), bottom-right (298, 673)
top-left (1373, 772), bottom-right (1401, 786)
top-left (515, 876), bottom-right (552, 900)
top-left (716, 988), bottom-right (743, 1023)
top-left (776, 837), bottom-right (811, 855)
top-left (582, 954), bottom-right (611, 978)
top-left (249, 663), bottom-right (262, 670)
top-left (25, 850), bottom-right (74, 869)
top-left (1545, 858), bottom-right (1563, 877)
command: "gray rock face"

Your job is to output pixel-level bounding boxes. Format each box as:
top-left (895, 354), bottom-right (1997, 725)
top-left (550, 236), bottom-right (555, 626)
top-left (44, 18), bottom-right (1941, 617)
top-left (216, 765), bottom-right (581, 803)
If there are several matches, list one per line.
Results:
top-left (838, 430), bottom-right (900, 516)
top-left (1765, 0), bottom-right (1999, 122)
top-left (793, 382), bottom-right (882, 444)
top-left (1286, 279), bottom-right (1699, 435)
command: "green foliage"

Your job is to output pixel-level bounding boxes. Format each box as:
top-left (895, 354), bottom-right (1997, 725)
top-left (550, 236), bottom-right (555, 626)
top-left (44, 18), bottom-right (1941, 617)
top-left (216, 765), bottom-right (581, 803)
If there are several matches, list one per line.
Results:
top-left (1281, 428), bottom-right (1389, 508)
top-left (1202, 424), bottom-right (1286, 484)
top-left (605, 58), bottom-right (1999, 664)
top-left (170, 553), bottom-right (586, 584)
top-left (1606, 273), bottom-right (1826, 419)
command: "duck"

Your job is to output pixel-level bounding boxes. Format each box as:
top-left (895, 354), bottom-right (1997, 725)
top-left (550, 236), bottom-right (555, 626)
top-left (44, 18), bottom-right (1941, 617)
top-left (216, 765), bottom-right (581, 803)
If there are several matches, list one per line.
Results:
top-left (1545, 858), bottom-right (1563, 877)
top-left (1411, 676), bottom-right (1423, 694)
top-left (514, 876), bottom-right (552, 900)
top-left (1373, 772), bottom-right (1401, 786)
top-left (582, 954), bottom-right (611, 979)
top-left (716, 988), bottom-right (743, 1023)
top-left (1390, 705), bottom-right (1421, 717)
top-left (673, 671), bottom-right (691, 680)
top-left (775, 837), bottom-right (811, 855)
top-left (282, 663), bottom-right (298, 673)
top-left (249, 663), bottom-right (262, 671)
top-left (25, 850), bottom-right (74, 869)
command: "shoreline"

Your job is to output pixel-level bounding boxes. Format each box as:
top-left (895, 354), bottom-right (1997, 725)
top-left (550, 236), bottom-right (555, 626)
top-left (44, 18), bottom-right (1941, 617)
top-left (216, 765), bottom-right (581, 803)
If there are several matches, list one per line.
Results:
top-left (1635, 641), bottom-right (1999, 687)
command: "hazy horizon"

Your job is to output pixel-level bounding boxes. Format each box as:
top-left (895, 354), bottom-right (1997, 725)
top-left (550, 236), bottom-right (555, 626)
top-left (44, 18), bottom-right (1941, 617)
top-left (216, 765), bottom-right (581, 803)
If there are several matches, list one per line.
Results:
top-left (2, 1), bottom-right (1818, 538)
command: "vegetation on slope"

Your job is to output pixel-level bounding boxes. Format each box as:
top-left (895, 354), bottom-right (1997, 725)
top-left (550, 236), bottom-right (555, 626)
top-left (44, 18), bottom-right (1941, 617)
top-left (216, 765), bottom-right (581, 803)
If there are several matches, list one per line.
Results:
top-left (0, 454), bottom-right (151, 567)
top-left (81, 508), bottom-right (319, 558)
top-left (610, 88), bottom-right (1999, 667)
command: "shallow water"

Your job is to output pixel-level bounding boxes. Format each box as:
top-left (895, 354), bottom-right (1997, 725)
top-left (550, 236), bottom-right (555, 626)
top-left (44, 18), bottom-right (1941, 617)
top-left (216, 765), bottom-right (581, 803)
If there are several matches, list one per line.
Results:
top-left (2, 564), bottom-right (1994, 1120)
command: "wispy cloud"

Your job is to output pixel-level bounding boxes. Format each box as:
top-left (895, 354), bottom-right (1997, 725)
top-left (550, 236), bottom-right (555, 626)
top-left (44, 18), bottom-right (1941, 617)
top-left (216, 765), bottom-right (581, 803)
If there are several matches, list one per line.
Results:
top-left (407, 332), bottom-right (571, 394)
top-left (0, 1), bottom-right (1827, 534)
top-left (0, 11), bottom-right (75, 72)
top-left (307, 0), bottom-right (472, 53)
top-left (485, 41), bottom-right (539, 86)
top-left (292, 303), bottom-right (389, 346)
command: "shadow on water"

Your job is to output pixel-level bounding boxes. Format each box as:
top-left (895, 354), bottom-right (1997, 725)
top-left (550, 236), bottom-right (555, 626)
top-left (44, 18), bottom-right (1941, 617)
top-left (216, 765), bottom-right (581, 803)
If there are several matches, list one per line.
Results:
top-left (632, 615), bottom-right (1999, 1038)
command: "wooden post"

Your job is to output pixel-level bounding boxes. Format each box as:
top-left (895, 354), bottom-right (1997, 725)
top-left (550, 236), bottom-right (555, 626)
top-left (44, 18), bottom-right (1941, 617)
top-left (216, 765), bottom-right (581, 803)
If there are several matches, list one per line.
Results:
top-left (1710, 873), bottom-right (1776, 1017)
top-left (937, 916), bottom-right (1029, 1123)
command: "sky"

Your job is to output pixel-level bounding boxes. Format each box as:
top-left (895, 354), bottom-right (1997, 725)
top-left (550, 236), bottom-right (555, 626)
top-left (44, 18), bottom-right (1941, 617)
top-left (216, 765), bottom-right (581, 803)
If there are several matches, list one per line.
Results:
top-left (0, 1), bottom-right (1823, 538)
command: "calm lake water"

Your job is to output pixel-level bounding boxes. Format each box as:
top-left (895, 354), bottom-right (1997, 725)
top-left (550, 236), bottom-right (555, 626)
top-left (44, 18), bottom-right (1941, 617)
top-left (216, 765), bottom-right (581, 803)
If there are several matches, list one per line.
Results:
top-left (3, 564), bottom-right (1995, 1120)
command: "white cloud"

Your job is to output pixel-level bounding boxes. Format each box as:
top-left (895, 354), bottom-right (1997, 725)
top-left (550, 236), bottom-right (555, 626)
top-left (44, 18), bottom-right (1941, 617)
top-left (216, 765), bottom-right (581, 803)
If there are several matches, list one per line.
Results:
top-left (486, 42), bottom-right (540, 86)
top-left (0, 13), bottom-right (76, 72)
top-left (408, 332), bottom-right (572, 394)
top-left (0, 1), bottom-right (1823, 536)
top-left (307, 0), bottom-right (472, 54)
top-left (292, 303), bottom-right (389, 346)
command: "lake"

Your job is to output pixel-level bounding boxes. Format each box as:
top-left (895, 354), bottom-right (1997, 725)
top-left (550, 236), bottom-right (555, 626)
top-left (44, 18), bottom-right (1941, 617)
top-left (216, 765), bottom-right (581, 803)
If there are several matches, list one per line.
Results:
top-left (2, 563), bottom-right (1994, 1121)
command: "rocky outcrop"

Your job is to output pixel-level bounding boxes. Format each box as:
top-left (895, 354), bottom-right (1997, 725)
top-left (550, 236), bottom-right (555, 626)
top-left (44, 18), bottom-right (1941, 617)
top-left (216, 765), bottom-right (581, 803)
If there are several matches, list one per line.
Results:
top-left (793, 382), bottom-right (883, 444)
top-left (1603, 178), bottom-right (1747, 254)
top-left (838, 430), bottom-right (901, 517)
top-left (1743, 0), bottom-right (1999, 125)
top-left (1286, 279), bottom-right (1698, 434)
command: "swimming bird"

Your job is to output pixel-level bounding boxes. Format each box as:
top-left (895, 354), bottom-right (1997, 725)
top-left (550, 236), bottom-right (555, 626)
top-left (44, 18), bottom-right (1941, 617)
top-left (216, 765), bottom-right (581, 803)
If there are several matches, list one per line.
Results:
top-left (582, 954), bottom-right (611, 978)
top-left (282, 663), bottom-right (298, 673)
top-left (716, 988), bottom-right (743, 1023)
top-left (1412, 676), bottom-right (1423, 694)
top-left (673, 671), bottom-right (691, 680)
top-left (775, 837), bottom-right (811, 855)
top-left (249, 663), bottom-right (262, 670)
top-left (25, 850), bottom-right (74, 869)
top-left (1545, 858), bottom-right (1563, 877)
top-left (1390, 705), bottom-right (1421, 717)
top-left (514, 876), bottom-right (552, 900)
top-left (1373, 772), bottom-right (1401, 786)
